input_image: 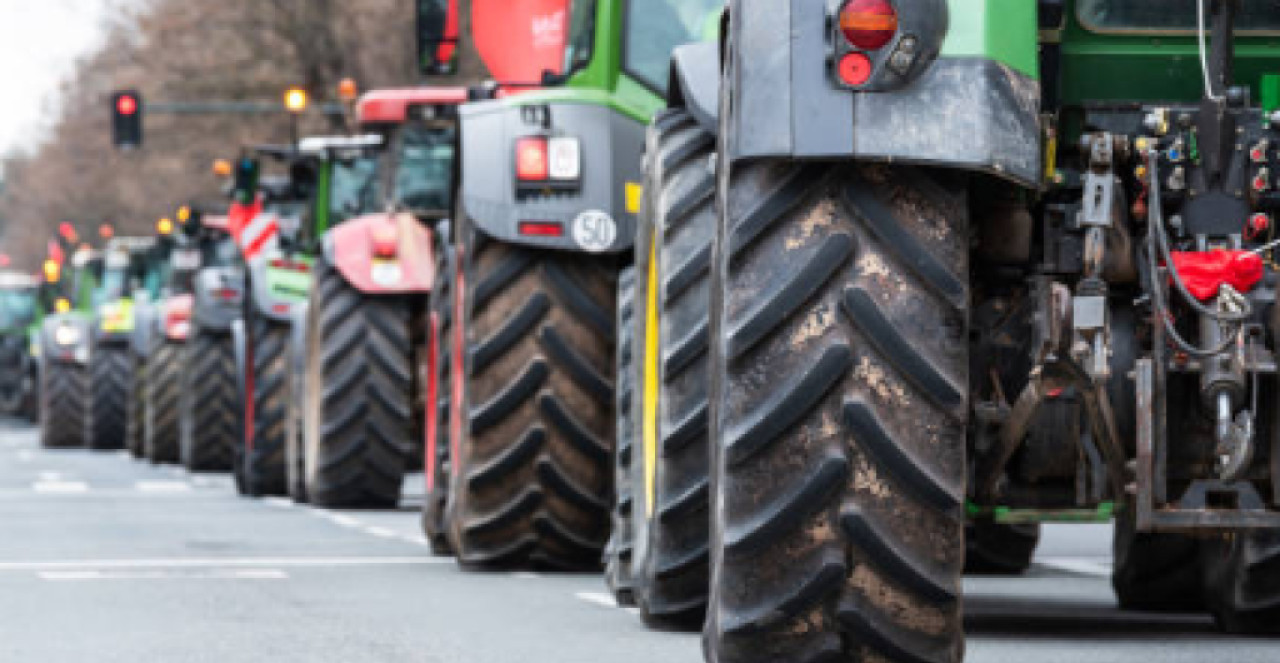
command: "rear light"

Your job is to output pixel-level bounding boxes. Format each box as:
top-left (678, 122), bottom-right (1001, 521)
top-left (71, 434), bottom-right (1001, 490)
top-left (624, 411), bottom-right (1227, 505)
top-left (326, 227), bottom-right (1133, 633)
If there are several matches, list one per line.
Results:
top-left (268, 258), bottom-right (311, 273)
top-left (371, 222), bottom-right (399, 259)
top-left (216, 288), bottom-right (239, 301)
top-left (837, 53), bottom-right (874, 86)
top-left (516, 136), bottom-right (580, 185)
top-left (516, 137), bottom-right (549, 182)
top-left (519, 221), bottom-right (563, 237)
top-left (839, 0), bottom-right (899, 51)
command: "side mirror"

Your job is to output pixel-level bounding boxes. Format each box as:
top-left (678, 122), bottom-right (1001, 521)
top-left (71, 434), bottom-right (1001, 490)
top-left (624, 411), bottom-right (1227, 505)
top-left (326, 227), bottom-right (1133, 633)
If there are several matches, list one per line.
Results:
top-left (417, 0), bottom-right (460, 76)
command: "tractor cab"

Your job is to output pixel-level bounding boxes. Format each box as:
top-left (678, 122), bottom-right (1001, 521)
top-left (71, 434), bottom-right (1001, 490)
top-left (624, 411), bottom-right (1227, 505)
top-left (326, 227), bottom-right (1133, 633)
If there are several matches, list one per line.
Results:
top-left (0, 272), bottom-right (41, 419)
top-left (355, 87), bottom-right (465, 221)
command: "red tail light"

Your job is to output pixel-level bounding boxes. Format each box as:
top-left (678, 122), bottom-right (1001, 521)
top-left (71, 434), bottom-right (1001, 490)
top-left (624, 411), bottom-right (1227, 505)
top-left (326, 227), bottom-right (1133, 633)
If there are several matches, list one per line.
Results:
top-left (519, 221), bottom-right (563, 237)
top-left (371, 222), bottom-right (399, 258)
top-left (516, 137), bottom-right (549, 182)
top-left (839, 0), bottom-right (899, 51)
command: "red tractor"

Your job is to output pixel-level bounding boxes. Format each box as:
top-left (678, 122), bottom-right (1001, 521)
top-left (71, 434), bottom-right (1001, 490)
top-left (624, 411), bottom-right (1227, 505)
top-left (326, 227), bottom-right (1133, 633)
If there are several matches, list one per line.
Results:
top-left (295, 87), bottom-right (468, 510)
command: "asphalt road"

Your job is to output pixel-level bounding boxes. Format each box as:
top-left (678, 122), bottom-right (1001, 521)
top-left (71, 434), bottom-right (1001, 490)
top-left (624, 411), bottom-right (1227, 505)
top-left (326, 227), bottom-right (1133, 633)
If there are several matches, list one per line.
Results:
top-left (0, 419), bottom-right (1276, 662)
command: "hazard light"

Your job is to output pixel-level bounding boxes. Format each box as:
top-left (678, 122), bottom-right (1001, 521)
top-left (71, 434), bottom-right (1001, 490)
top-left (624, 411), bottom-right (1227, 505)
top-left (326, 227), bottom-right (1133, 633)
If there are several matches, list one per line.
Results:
top-left (515, 136), bottom-right (581, 187)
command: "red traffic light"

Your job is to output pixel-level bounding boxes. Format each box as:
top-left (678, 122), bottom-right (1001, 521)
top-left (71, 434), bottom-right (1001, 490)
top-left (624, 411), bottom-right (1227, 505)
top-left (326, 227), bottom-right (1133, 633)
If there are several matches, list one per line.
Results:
top-left (116, 94), bottom-right (138, 116)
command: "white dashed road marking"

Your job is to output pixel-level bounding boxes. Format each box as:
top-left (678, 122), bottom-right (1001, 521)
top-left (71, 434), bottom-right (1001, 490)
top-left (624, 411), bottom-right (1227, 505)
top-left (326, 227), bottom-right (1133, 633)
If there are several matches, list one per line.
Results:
top-left (32, 481), bottom-right (88, 494)
top-left (0, 556), bottom-right (449, 573)
top-left (39, 569), bottom-right (290, 581)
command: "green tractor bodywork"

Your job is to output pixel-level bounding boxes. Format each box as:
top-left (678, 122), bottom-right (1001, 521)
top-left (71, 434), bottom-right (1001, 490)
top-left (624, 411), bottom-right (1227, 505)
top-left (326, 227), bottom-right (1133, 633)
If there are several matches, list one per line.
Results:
top-left (455, 0), bottom-right (722, 252)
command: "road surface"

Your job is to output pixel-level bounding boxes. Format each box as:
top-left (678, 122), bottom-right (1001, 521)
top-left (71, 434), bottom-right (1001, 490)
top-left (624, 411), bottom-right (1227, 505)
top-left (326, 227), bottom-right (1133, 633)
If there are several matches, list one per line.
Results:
top-left (0, 419), bottom-right (1274, 662)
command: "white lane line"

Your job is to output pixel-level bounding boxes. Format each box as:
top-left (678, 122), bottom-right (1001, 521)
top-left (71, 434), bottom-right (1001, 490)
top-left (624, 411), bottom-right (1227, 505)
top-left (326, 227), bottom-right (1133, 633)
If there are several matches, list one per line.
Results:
top-left (135, 481), bottom-right (193, 494)
top-left (363, 526), bottom-right (399, 539)
top-left (263, 497), bottom-right (294, 509)
top-left (38, 471), bottom-right (64, 481)
top-left (325, 513), bottom-right (361, 528)
top-left (32, 481), bottom-right (88, 494)
top-left (575, 591), bottom-right (621, 608)
top-left (512, 571), bottom-right (541, 580)
top-left (39, 569), bottom-right (290, 581)
top-left (400, 534), bottom-right (429, 547)
top-left (0, 556), bottom-right (450, 572)
top-left (1037, 558), bottom-right (1112, 577)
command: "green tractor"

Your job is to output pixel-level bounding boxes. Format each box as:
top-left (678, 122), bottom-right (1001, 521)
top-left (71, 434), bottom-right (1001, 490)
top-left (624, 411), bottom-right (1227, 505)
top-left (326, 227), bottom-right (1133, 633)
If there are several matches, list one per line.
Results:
top-left (0, 271), bottom-right (42, 421)
top-left (37, 247), bottom-right (102, 448)
top-left (225, 136), bottom-right (383, 497)
top-left (621, 0), bottom-right (1280, 661)
top-left (426, 0), bottom-right (720, 574)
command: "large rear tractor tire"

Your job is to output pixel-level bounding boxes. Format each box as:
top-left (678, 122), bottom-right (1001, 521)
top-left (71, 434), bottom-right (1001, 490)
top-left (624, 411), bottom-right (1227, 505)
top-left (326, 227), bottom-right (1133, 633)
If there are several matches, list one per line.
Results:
top-left (40, 360), bottom-right (88, 449)
top-left (145, 340), bottom-right (184, 463)
top-left (302, 255), bottom-right (415, 509)
top-left (605, 267), bottom-right (637, 605)
top-left (180, 324), bottom-right (238, 471)
top-left (965, 521), bottom-right (1040, 575)
top-left (242, 312), bottom-right (291, 496)
top-left (86, 342), bottom-right (131, 451)
top-left (630, 108), bottom-right (716, 627)
top-left (448, 220), bottom-right (616, 570)
top-left (1201, 530), bottom-right (1280, 634)
top-left (423, 225), bottom-right (456, 555)
top-left (706, 161), bottom-right (969, 663)
top-left (1112, 505), bottom-right (1203, 611)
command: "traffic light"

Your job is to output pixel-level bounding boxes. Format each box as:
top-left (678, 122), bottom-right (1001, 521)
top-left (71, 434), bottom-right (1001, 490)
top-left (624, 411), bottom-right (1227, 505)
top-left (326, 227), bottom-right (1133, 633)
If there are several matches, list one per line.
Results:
top-left (233, 157), bottom-right (260, 205)
top-left (111, 90), bottom-right (143, 148)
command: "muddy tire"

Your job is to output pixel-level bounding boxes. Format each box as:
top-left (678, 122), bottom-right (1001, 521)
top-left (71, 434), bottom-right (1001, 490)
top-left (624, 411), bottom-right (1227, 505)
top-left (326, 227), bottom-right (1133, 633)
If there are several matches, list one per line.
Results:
top-left (448, 220), bottom-right (616, 569)
top-left (1201, 531), bottom-right (1280, 633)
top-left (180, 325), bottom-right (237, 471)
top-left (965, 522), bottom-right (1040, 575)
top-left (606, 267), bottom-right (637, 605)
top-left (40, 360), bottom-right (88, 449)
top-left (243, 312), bottom-right (291, 496)
top-left (629, 109), bottom-right (715, 627)
top-left (86, 343), bottom-right (131, 450)
top-left (302, 255), bottom-right (415, 509)
top-left (145, 340), bottom-right (183, 463)
top-left (126, 354), bottom-right (146, 458)
top-left (1112, 505), bottom-right (1203, 611)
top-left (706, 160), bottom-right (969, 663)
top-left (423, 225), bottom-right (455, 555)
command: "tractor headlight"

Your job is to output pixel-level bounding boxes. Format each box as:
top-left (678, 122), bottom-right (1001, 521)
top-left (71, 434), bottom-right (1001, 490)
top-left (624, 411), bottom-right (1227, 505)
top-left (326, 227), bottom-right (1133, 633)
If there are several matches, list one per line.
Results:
top-left (54, 324), bottom-right (81, 347)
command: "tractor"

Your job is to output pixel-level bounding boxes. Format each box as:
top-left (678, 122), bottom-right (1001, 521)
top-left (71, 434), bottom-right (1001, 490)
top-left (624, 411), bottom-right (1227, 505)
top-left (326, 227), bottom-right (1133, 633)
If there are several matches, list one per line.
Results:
top-left (37, 247), bottom-right (102, 449)
top-left (0, 271), bottom-right (42, 421)
top-left (428, 0), bottom-right (720, 580)
top-left (137, 215), bottom-right (214, 464)
top-left (297, 87), bottom-right (468, 510)
top-left (85, 235), bottom-right (165, 451)
top-left (124, 223), bottom-right (179, 459)
top-left (621, 1), bottom-right (1280, 661)
top-left (225, 136), bottom-right (382, 497)
top-left (175, 209), bottom-right (245, 472)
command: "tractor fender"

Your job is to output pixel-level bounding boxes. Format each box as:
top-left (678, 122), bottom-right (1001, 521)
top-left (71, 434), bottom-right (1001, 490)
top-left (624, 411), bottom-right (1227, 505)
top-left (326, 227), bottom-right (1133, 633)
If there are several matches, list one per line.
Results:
top-left (668, 42), bottom-right (721, 136)
top-left (246, 256), bottom-right (310, 323)
top-left (459, 99), bottom-right (644, 253)
top-left (161, 294), bottom-right (194, 342)
top-left (320, 212), bottom-right (436, 294)
top-left (192, 267), bottom-right (245, 332)
top-left (40, 312), bottom-right (93, 366)
top-left (727, 0), bottom-right (1040, 187)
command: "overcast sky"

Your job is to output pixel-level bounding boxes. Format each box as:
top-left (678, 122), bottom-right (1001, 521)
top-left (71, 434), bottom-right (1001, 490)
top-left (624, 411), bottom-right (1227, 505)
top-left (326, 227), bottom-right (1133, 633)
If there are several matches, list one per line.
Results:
top-left (0, 0), bottom-right (114, 157)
